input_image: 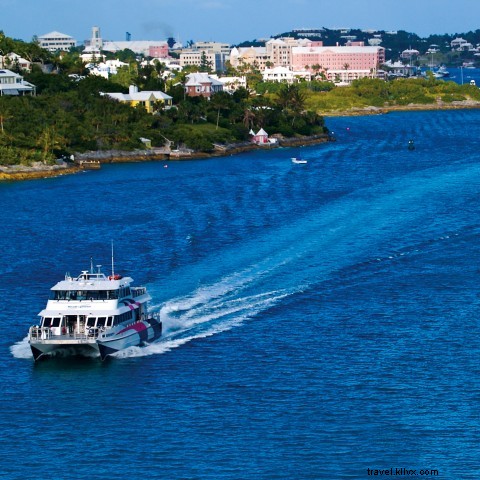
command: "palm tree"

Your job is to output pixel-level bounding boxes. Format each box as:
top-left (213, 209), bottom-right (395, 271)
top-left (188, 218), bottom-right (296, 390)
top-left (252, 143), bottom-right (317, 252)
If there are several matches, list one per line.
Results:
top-left (242, 107), bottom-right (255, 129)
top-left (277, 84), bottom-right (306, 126)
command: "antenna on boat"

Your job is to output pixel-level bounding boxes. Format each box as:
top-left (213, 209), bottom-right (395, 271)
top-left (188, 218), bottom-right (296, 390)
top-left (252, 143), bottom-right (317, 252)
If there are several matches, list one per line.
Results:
top-left (90, 256), bottom-right (94, 274)
top-left (111, 240), bottom-right (115, 277)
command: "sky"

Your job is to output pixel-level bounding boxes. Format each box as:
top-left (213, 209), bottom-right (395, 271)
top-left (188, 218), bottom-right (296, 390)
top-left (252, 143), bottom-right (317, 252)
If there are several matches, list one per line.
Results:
top-left (1, 0), bottom-right (479, 45)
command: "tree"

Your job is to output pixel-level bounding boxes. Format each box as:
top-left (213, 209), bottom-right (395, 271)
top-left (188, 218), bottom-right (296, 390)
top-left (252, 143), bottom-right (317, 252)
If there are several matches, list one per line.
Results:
top-left (199, 51), bottom-right (213, 72)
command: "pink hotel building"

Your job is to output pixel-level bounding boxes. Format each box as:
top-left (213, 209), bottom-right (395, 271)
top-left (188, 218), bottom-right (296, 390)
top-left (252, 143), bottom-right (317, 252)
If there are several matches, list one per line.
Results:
top-left (291, 45), bottom-right (385, 79)
top-left (230, 38), bottom-right (385, 83)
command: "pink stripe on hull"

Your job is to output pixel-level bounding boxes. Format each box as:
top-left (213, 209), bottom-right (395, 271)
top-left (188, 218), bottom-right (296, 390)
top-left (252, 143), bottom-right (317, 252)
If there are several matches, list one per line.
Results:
top-left (117, 323), bottom-right (147, 335)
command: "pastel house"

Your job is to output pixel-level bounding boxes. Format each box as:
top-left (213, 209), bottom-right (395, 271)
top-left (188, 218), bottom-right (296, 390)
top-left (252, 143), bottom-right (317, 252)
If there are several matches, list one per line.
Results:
top-left (252, 128), bottom-right (269, 144)
top-left (102, 85), bottom-right (173, 113)
top-left (184, 73), bottom-right (224, 98)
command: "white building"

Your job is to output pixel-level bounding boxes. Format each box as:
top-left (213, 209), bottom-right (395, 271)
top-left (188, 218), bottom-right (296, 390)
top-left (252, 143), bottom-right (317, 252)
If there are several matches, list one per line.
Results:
top-left (102, 41), bottom-right (168, 57)
top-left (400, 48), bottom-right (420, 60)
top-left (193, 41), bottom-right (231, 55)
top-left (0, 53), bottom-right (31, 71)
top-left (89, 26), bottom-right (103, 49)
top-left (0, 69), bottom-right (36, 95)
top-left (80, 46), bottom-right (106, 63)
top-left (38, 31), bottom-right (76, 52)
top-left (262, 66), bottom-right (310, 83)
top-left (180, 50), bottom-right (228, 72)
top-left (211, 75), bottom-right (247, 92)
top-left (87, 59), bottom-right (128, 79)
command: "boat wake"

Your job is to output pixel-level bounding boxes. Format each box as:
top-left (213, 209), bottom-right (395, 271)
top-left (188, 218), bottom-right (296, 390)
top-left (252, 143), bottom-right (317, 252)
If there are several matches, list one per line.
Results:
top-left (115, 283), bottom-right (295, 359)
top-left (11, 160), bottom-right (480, 362)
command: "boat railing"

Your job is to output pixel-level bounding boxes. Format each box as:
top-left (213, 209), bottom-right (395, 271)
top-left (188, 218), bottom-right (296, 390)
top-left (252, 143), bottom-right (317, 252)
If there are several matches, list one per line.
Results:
top-left (131, 287), bottom-right (147, 297)
top-left (29, 326), bottom-right (99, 342)
top-left (29, 326), bottom-right (53, 340)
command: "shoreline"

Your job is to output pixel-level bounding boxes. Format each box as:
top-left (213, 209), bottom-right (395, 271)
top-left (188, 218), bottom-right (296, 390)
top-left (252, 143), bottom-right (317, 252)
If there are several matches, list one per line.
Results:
top-left (2, 99), bottom-right (480, 182)
top-left (0, 134), bottom-right (332, 182)
top-left (321, 98), bottom-right (480, 117)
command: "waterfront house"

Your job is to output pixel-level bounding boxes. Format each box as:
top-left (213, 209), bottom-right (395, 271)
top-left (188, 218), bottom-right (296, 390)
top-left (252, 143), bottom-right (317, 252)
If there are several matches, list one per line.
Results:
top-left (252, 128), bottom-right (269, 145)
top-left (0, 69), bottom-right (36, 95)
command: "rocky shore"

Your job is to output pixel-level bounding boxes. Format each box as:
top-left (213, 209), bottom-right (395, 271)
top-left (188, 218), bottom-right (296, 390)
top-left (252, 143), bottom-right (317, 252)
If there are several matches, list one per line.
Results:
top-left (322, 98), bottom-right (480, 117)
top-left (0, 162), bottom-right (82, 181)
top-left (0, 133), bottom-right (333, 182)
top-left (2, 98), bottom-right (480, 182)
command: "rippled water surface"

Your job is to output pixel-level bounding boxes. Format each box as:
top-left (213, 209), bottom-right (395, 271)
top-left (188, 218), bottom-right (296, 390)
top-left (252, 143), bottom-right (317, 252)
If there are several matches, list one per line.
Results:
top-left (2, 110), bottom-right (480, 479)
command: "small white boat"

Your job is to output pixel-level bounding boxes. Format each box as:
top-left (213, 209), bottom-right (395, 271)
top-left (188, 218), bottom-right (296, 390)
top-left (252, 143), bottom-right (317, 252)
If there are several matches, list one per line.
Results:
top-left (291, 157), bottom-right (307, 164)
top-left (28, 259), bottom-right (162, 361)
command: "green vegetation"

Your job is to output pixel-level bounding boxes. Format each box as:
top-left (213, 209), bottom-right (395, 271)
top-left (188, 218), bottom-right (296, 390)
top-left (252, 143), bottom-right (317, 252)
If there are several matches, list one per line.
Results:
top-left (3, 29), bottom-right (480, 168)
top-left (0, 69), bottom-right (326, 166)
top-left (303, 77), bottom-right (480, 113)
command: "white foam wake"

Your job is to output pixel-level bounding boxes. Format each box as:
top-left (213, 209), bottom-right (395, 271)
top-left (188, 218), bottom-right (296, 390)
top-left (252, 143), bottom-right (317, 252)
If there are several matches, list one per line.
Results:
top-left (116, 288), bottom-right (294, 359)
top-left (10, 337), bottom-right (32, 359)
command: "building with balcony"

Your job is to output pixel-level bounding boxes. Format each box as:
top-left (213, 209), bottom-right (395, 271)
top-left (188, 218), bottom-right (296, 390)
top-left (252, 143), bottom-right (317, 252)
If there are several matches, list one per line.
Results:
top-left (291, 45), bottom-right (385, 83)
top-left (38, 31), bottom-right (76, 52)
top-left (0, 69), bottom-right (36, 95)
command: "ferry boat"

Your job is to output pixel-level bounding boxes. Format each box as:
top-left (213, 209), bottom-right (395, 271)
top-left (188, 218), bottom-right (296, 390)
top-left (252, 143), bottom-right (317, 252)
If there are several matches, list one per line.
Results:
top-left (28, 262), bottom-right (162, 361)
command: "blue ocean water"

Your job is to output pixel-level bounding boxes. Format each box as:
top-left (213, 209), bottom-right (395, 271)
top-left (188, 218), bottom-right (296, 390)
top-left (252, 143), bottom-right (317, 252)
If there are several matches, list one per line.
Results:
top-left (443, 67), bottom-right (480, 85)
top-left (1, 109), bottom-right (480, 479)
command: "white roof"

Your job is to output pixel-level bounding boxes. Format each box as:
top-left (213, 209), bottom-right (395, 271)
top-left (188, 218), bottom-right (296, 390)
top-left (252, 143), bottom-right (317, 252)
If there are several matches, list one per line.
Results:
top-left (102, 41), bottom-right (168, 53)
top-left (267, 39), bottom-right (287, 45)
top-left (256, 128), bottom-right (268, 136)
top-left (142, 90), bottom-right (173, 100)
top-left (185, 73), bottom-right (223, 86)
top-left (38, 31), bottom-right (74, 39)
top-left (264, 66), bottom-right (292, 74)
top-left (237, 46), bottom-right (267, 55)
top-left (104, 91), bottom-right (172, 102)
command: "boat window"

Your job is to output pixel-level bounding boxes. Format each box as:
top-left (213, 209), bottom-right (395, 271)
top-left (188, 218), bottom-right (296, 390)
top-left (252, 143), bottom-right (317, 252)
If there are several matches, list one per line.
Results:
top-left (113, 311), bottom-right (133, 325)
top-left (86, 317), bottom-right (96, 327)
top-left (105, 316), bottom-right (113, 327)
top-left (108, 290), bottom-right (118, 299)
top-left (52, 317), bottom-right (61, 327)
top-left (97, 317), bottom-right (106, 327)
top-left (42, 317), bottom-right (52, 327)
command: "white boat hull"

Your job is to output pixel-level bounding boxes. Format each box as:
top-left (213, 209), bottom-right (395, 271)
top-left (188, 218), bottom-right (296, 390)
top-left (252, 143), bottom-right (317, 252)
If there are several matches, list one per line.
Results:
top-left (30, 337), bottom-right (99, 361)
top-left (97, 317), bottom-right (162, 360)
top-left (29, 316), bottom-right (162, 361)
